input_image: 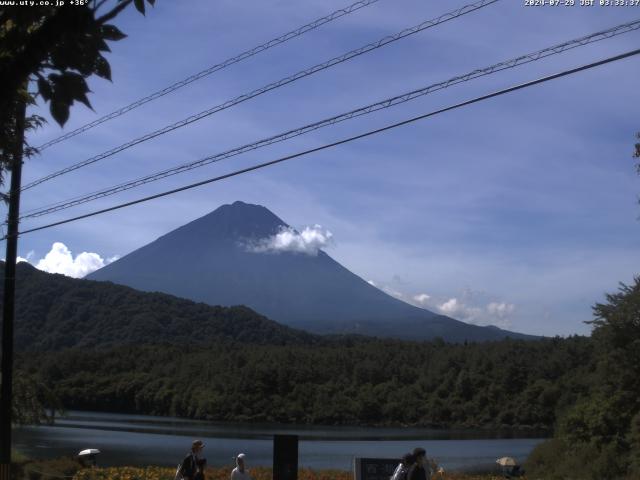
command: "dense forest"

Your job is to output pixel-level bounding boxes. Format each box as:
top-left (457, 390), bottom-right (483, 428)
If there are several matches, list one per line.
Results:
top-left (8, 260), bottom-right (592, 430)
top-left (19, 336), bottom-right (591, 429)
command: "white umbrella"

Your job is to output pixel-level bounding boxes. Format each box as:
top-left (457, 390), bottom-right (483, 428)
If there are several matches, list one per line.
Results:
top-left (496, 457), bottom-right (517, 467)
top-left (78, 449), bottom-right (101, 457)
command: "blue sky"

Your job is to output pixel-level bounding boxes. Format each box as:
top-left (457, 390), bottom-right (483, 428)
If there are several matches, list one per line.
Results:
top-left (5, 0), bottom-right (640, 336)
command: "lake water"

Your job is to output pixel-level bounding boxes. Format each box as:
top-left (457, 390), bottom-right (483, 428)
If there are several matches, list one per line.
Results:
top-left (14, 411), bottom-right (546, 472)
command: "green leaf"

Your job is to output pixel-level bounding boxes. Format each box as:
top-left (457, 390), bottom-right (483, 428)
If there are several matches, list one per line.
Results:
top-left (72, 49), bottom-right (96, 76)
top-left (65, 75), bottom-right (93, 109)
top-left (50, 47), bottom-right (71, 70)
top-left (37, 78), bottom-right (52, 102)
top-left (100, 25), bottom-right (127, 42)
top-left (134, 0), bottom-right (145, 15)
top-left (94, 55), bottom-right (112, 81)
top-left (50, 72), bottom-right (93, 112)
top-left (97, 38), bottom-right (112, 53)
top-left (146, 0), bottom-right (155, 5)
top-left (50, 100), bottom-right (70, 126)
top-left (101, 24), bottom-right (127, 41)
top-left (74, 90), bottom-right (93, 110)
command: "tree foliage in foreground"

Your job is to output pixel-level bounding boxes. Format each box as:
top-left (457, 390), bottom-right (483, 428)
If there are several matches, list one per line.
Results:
top-left (0, 0), bottom-right (156, 190)
top-left (0, 0), bottom-right (155, 125)
top-left (527, 277), bottom-right (640, 480)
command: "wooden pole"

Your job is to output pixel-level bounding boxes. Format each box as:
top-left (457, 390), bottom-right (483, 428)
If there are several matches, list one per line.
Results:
top-left (0, 94), bottom-right (26, 479)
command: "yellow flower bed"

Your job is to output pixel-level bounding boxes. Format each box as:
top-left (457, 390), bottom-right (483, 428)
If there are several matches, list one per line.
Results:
top-left (72, 466), bottom-right (353, 480)
top-left (71, 466), bottom-right (521, 480)
top-left (73, 466), bottom-right (173, 480)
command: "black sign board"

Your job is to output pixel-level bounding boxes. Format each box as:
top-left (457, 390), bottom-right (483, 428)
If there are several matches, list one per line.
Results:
top-left (273, 434), bottom-right (298, 480)
top-left (353, 458), bottom-right (398, 480)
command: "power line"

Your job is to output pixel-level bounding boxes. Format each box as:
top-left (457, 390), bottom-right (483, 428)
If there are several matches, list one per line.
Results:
top-left (23, 0), bottom-right (499, 191)
top-left (18, 18), bottom-right (640, 220)
top-left (11, 47), bottom-right (640, 240)
top-left (34, 0), bottom-right (382, 152)
top-left (19, 17), bottom-right (639, 217)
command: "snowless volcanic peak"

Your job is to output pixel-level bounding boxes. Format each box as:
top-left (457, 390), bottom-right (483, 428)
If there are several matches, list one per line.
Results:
top-left (88, 201), bottom-right (536, 342)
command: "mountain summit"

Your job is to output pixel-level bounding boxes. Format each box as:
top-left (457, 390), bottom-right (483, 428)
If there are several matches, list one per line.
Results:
top-left (88, 201), bottom-right (533, 341)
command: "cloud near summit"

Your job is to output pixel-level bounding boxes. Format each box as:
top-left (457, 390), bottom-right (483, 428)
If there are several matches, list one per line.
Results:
top-left (246, 225), bottom-right (334, 256)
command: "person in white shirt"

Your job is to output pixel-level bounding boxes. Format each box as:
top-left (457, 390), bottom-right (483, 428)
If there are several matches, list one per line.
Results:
top-left (231, 453), bottom-right (252, 480)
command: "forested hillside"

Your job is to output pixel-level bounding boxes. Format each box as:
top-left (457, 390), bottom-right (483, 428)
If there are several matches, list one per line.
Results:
top-left (1, 261), bottom-right (316, 350)
top-left (20, 335), bottom-right (591, 429)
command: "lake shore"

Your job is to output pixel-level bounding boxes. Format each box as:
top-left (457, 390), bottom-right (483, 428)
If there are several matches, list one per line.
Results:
top-left (14, 410), bottom-right (544, 471)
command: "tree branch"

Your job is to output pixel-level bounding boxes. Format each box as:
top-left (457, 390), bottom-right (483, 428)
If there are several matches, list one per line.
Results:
top-left (96, 0), bottom-right (134, 24)
top-left (93, 0), bottom-right (111, 13)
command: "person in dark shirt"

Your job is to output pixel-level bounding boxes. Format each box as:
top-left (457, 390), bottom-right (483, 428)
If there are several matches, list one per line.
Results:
top-left (179, 440), bottom-right (206, 480)
top-left (390, 452), bottom-right (415, 480)
top-left (406, 447), bottom-right (430, 480)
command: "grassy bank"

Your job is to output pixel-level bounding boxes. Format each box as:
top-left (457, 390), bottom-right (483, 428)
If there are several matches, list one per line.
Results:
top-left (15, 461), bottom-right (521, 480)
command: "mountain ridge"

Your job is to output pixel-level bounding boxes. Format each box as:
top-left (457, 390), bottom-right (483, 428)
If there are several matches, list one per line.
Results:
top-left (1, 261), bottom-right (317, 351)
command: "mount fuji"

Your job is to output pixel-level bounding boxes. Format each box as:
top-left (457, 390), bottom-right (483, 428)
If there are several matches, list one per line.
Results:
top-left (87, 201), bottom-right (534, 342)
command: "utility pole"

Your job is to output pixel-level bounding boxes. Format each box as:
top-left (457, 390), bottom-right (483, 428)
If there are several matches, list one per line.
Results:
top-left (0, 94), bottom-right (27, 480)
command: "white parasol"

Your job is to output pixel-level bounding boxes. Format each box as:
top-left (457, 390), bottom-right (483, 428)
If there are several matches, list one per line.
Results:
top-left (496, 457), bottom-right (517, 467)
top-left (78, 449), bottom-right (101, 457)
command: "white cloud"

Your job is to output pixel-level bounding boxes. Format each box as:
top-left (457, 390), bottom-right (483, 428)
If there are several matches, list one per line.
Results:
top-left (366, 280), bottom-right (406, 299)
top-left (413, 293), bottom-right (431, 305)
top-left (482, 301), bottom-right (515, 329)
top-left (438, 297), bottom-right (483, 319)
top-left (436, 296), bottom-right (515, 329)
top-left (34, 242), bottom-right (117, 278)
top-left (343, 274), bottom-right (518, 329)
top-left (438, 298), bottom-right (460, 314)
top-left (487, 301), bottom-right (515, 319)
top-left (246, 224), bottom-right (333, 256)
top-left (382, 286), bottom-right (404, 299)
top-left (7, 251), bottom-right (34, 264)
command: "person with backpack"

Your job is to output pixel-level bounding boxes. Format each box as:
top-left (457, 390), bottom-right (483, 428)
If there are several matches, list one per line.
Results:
top-left (176, 440), bottom-right (206, 480)
top-left (390, 452), bottom-right (415, 480)
top-left (406, 448), bottom-right (431, 480)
